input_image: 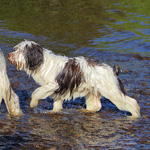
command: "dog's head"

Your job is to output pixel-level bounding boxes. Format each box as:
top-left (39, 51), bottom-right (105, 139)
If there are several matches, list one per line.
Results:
top-left (8, 40), bottom-right (44, 71)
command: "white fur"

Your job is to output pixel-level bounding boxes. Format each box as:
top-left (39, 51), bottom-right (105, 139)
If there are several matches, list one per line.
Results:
top-left (8, 40), bottom-right (140, 118)
top-left (0, 50), bottom-right (23, 115)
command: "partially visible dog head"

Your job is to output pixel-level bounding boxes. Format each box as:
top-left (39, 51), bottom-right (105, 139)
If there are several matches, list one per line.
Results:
top-left (8, 40), bottom-right (44, 71)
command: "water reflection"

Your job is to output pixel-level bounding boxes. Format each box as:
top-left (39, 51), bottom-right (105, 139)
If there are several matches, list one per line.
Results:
top-left (1, 110), bottom-right (149, 149)
top-left (0, 0), bottom-right (150, 55)
top-left (0, 0), bottom-right (150, 149)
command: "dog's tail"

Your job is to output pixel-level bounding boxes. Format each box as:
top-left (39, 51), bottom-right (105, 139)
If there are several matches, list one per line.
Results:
top-left (113, 65), bottom-right (122, 76)
top-left (0, 50), bottom-right (23, 115)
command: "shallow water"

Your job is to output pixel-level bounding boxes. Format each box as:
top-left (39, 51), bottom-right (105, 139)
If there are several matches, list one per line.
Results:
top-left (0, 0), bottom-right (150, 149)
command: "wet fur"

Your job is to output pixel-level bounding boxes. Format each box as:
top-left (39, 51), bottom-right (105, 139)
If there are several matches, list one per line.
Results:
top-left (8, 40), bottom-right (140, 117)
top-left (55, 58), bottom-right (84, 95)
top-left (24, 43), bottom-right (43, 70)
top-left (0, 50), bottom-right (23, 115)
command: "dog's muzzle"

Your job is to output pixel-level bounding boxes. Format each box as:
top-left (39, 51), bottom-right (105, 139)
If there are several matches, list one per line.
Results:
top-left (8, 53), bottom-right (16, 66)
top-left (7, 53), bottom-right (12, 62)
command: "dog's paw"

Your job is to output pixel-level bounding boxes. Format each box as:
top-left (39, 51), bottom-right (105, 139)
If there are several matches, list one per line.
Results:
top-left (30, 99), bottom-right (38, 108)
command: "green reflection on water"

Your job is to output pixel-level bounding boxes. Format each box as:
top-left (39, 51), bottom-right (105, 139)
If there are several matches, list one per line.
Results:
top-left (0, 0), bottom-right (107, 43)
top-left (0, 0), bottom-right (150, 55)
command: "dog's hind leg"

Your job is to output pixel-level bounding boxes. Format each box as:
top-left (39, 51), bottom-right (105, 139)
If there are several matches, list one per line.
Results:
top-left (4, 87), bottom-right (23, 115)
top-left (0, 88), bottom-right (2, 106)
top-left (30, 82), bottom-right (58, 108)
top-left (100, 87), bottom-right (140, 118)
top-left (0, 50), bottom-right (22, 115)
top-left (97, 66), bottom-right (140, 118)
top-left (0, 85), bottom-right (2, 105)
top-left (85, 92), bottom-right (102, 112)
top-left (123, 95), bottom-right (140, 118)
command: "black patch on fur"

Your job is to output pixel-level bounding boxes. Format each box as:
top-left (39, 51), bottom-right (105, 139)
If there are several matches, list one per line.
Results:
top-left (113, 65), bottom-right (121, 76)
top-left (55, 58), bottom-right (84, 95)
top-left (113, 65), bottom-right (126, 94)
top-left (118, 78), bottom-right (126, 95)
top-left (86, 58), bottom-right (102, 67)
top-left (24, 43), bottom-right (43, 70)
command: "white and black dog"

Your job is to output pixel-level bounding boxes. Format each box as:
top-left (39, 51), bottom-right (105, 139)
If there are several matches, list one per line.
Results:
top-left (8, 40), bottom-right (140, 117)
top-left (0, 49), bottom-right (23, 115)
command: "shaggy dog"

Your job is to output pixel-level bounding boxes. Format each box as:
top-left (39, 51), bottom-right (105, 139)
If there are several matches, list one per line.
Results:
top-left (8, 40), bottom-right (140, 117)
top-left (0, 50), bottom-right (22, 115)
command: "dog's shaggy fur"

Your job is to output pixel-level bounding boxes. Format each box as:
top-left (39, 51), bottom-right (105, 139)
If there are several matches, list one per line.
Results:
top-left (0, 50), bottom-right (22, 115)
top-left (8, 40), bottom-right (140, 117)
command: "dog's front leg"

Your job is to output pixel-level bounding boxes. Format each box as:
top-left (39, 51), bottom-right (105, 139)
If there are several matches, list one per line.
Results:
top-left (30, 83), bottom-right (58, 108)
top-left (53, 99), bottom-right (63, 112)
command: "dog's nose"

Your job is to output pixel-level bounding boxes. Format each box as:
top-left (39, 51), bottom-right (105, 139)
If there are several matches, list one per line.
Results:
top-left (7, 53), bottom-right (12, 61)
top-left (8, 53), bottom-right (10, 57)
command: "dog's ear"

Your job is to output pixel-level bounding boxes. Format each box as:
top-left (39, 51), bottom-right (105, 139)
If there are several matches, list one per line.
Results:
top-left (25, 43), bottom-right (43, 70)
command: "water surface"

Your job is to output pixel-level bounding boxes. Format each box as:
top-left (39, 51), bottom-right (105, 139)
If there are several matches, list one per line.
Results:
top-left (0, 0), bottom-right (150, 149)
